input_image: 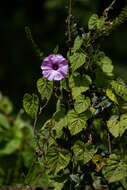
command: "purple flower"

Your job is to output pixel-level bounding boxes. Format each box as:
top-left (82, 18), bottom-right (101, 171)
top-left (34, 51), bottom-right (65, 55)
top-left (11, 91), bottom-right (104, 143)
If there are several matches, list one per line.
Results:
top-left (41, 54), bottom-right (68, 81)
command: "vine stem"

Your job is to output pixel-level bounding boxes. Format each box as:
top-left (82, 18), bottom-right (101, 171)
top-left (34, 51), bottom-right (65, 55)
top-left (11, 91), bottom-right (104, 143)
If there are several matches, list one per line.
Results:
top-left (68, 0), bottom-right (72, 43)
top-left (103, 0), bottom-right (117, 19)
top-left (33, 100), bottom-right (49, 150)
top-left (108, 132), bottom-right (112, 154)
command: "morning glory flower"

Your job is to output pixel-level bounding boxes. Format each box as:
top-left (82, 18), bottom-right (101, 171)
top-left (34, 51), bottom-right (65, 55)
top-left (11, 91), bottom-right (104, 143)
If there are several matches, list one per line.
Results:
top-left (41, 54), bottom-right (68, 81)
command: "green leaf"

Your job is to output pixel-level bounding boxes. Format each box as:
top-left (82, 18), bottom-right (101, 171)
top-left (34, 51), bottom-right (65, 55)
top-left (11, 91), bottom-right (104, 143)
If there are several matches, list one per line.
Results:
top-left (97, 56), bottom-right (114, 76)
top-left (67, 110), bottom-right (91, 135)
top-left (119, 114), bottom-right (127, 136)
top-left (107, 114), bottom-right (127, 137)
top-left (53, 182), bottom-right (64, 190)
top-left (88, 14), bottom-right (98, 30)
top-left (72, 36), bottom-right (83, 53)
top-left (22, 150), bottom-right (34, 168)
top-left (110, 79), bottom-right (127, 101)
top-left (53, 45), bottom-right (59, 54)
top-left (88, 14), bottom-right (105, 31)
top-left (52, 99), bottom-right (67, 136)
top-left (60, 77), bottom-right (69, 91)
top-left (103, 154), bottom-right (127, 183)
top-left (69, 52), bottom-right (86, 72)
top-left (23, 93), bottom-right (39, 119)
top-left (0, 113), bottom-right (10, 129)
top-left (101, 56), bottom-right (113, 76)
top-left (47, 147), bottom-right (71, 175)
top-left (27, 163), bottom-right (51, 186)
top-left (53, 108), bottom-right (67, 134)
top-left (107, 119), bottom-right (119, 138)
top-left (0, 94), bottom-right (13, 115)
top-left (37, 77), bottom-right (53, 101)
top-left (0, 126), bottom-right (23, 155)
top-left (97, 16), bottom-right (105, 30)
top-left (73, 141), bottom-right (95, 164)
top-left (106, 89), bottom-right (118, 104)
top-left (69, 73), bottom-right (92, 99)
top-left (74, 95), bottom-right (90, 114)
top-left (69, 72), bottom-right (92, 89)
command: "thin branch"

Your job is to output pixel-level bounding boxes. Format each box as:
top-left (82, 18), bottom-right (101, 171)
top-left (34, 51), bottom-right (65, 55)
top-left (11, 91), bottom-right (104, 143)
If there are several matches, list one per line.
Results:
top-left (103, 0), bottom-right (117, 19)
top-left (32, 170), bottom-right (45, 187)
top-left (102, 5), bottom-right (127, 36)
top-left (68, 0), bottom-right (72, 43)
top-left (108, 132), bottom-right (112, 154)
top-left (33, 100), bottom-right (49, 150)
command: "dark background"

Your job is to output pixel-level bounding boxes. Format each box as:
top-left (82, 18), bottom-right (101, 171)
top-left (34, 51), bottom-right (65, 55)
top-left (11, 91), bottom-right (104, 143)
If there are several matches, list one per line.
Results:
top-left (0, 0), bottom-right (127, 111)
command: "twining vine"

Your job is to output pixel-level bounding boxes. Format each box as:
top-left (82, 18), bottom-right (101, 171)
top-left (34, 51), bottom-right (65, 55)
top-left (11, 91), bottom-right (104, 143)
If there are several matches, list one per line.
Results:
top-left (23, 1), bottom-right (127, 189)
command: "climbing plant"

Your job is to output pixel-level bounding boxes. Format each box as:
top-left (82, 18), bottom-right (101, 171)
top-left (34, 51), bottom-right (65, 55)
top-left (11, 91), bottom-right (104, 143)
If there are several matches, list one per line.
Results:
top-left (23, 1), bottom-right (127, 189)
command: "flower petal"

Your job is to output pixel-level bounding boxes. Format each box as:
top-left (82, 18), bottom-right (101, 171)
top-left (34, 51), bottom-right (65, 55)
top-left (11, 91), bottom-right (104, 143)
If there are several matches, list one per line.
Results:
top-left (41, 54), bottom-right (68, 81)
top-left (41, 62), bottom-right (52, 70)
top-left (43, 70), bottom-right (64, 81)
top-left (50, 54), bottom-right (66, 64)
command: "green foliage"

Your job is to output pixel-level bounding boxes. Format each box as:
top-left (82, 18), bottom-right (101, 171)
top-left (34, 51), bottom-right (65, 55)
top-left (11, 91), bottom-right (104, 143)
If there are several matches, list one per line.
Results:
top-left (107, 114), bottom-right (127, 137)
top-left (0, 93), bottom-right (13, 115)
top-left (103, 154), bottom-right (127, 183)
top-left (73, 141), bottom-right (95, 164)
top-left (74, 95), bottom-right (90, 114)
top-left (88, 14), bottom-right (98, 30)
top-left (110, 78), bottom-right (127, 101)
top-left (22, 2), bottom-right (127, 189)
top-left (67, 109), bottom-right (91, 136)
top-left (47, 146), bottom-right (71, 175)
top-left (37, 77), bottom-right (53, 101)
top-left (88, 14), bottom-right (105, 30)
top-left (69, 52), bottom-right (86, 72)
top-left (23, 93), bottom-right (39, 119)
top-left (0, 113), bottom-right (10, 129)
top-left (0, 94), bottom-right (35, 185)
top-left (71, 36), bottom-right (83, 53)
top-left (106, 89), bottom-right (118, 104)
top-left (26, 163), bottom-right (51, 186)
top-left (53, 107), bottom-right (67, 134)
top-left (69, 72), bottom-right (92, 99)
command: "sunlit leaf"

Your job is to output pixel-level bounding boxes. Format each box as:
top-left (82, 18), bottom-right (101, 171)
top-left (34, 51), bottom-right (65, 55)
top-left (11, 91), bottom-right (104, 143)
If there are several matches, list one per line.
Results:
top-left (47, 146), bottom-right (71, 175)
top-left (37, 77), bottom-right (53, 101)
top-left (106, 89), bottom-right (118, 104)
top-left (53, 108), bottom-right (67, 135)
top-left (107, 114), bottom-right (127, 137)
top-left (103, 154), bottom-right (127, 183)
top-left (88, 14), bottom-right (98, 30)
top-left (73, 141), bottom-right (95, 164)
top-left (69, 52), bottom-right (86, 72)
top-left (74, 95), bottom-right (90, 114)
top-left (110, 79), bottom-right (127, 101)
top-left (72, 36), bottom-right (83, 53)
top-left (69, 73), bottom-right (92, 99)
top-left (67, 110), bottom-right (91, 135)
